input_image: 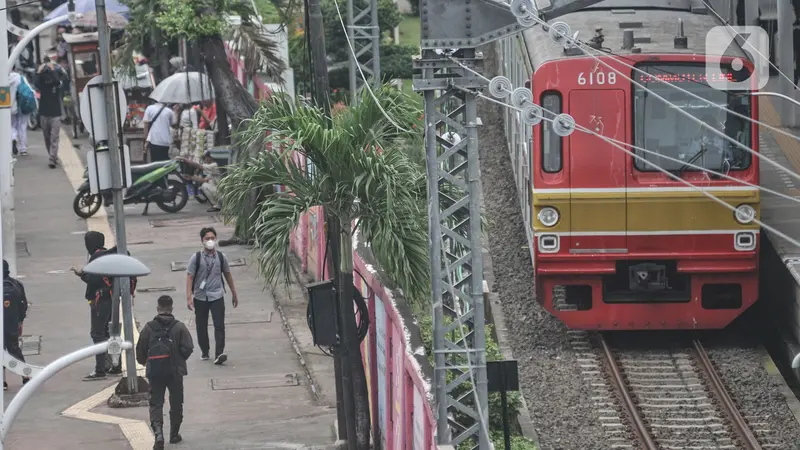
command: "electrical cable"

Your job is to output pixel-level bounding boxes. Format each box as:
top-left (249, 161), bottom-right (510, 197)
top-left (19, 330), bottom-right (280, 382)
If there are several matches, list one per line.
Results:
top-left (517, 10), bottom-right (800, 187)
top-left (1, 0), bottom-right (41, 12)
top-left (700, 0), bottom-right (800, 93)
top-left (330, 0), bottom-right (411, 133)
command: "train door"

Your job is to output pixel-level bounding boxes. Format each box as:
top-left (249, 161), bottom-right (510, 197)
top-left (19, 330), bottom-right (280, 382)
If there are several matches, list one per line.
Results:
top-left (568, 89), bottom-right (627, 252)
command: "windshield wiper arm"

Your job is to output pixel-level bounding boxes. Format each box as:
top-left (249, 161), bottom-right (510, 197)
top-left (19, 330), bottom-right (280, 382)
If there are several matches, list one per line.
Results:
top-left (678, 143), bottom-right (707, 175)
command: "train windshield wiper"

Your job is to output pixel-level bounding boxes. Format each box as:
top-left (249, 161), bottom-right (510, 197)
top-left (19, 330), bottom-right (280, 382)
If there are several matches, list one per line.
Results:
top-left (678, 143), bottom-right (707, 175)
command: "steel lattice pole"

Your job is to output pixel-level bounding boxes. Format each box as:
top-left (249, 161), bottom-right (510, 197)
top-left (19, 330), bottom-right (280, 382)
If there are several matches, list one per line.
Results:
top-left (346, 0), bottom-right (380, 103)
top-left (419, 48), bottom-right (489, 449)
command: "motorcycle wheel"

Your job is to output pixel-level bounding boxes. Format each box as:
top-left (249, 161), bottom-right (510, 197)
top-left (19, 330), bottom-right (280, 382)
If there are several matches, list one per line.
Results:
top-left (27, 114), bottom-right (39, 131)
top-left (156, 179), bottom-right (189, 213)
top-left (73, 189), bottom-right (102, 218)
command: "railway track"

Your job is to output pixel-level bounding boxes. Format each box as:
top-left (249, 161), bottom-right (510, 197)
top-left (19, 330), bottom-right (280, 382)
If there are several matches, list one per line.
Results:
top-left (568, 330), bottom-right (778, 449)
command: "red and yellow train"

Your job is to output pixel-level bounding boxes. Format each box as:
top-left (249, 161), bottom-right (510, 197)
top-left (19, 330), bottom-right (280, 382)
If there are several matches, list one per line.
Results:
top-left (525, 2), bottom-right (760, 329)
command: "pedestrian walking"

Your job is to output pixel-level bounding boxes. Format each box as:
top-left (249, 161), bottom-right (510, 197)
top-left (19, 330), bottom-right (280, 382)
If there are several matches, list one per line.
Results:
top-left (71, 231), bottom-right (124, 380)
top-left (136, 295), bottom-right (194, 450)
top-left (9, 70), bottom-right (35, 156)
top-left (177, 152), bottom-right (221, 212)
top-left (3, 260), bottom-right (29, 390)
top-left (185, 227), bottom-right (238, 364)
top-left (143, 102), bottom-right (176, 162)
top-left (35, 57), bottom-right (65, 169)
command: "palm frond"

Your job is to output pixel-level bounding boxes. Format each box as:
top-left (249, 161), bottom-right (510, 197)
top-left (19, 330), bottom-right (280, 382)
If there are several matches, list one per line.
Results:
top-left (228, 21), bottom-right (287, 81)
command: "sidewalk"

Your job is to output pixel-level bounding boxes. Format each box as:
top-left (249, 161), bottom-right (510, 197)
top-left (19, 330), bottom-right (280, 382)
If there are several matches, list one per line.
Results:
top-left (4, 128), bottom-right (338, 449)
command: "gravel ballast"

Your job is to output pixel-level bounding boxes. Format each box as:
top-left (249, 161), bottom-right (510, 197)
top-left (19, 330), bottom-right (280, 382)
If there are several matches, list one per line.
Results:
top-left (476, 43), bottom-right (609, 450)
top-left (703, 329), bottom-right (800, 449)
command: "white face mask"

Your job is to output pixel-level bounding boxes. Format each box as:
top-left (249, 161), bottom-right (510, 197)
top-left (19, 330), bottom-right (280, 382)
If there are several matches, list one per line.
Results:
top-left (204, 239), bottom-right (216, 250)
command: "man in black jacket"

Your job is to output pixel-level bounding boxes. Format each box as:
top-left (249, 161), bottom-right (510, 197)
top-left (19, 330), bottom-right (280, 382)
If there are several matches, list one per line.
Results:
top-left (71, 230), bottom-right (123, 380)
top-left (3, 259), bottom-right (28, 390)
top-left (136, 295), bottom-right (194, 450)
top-left (34, 58), bottom-right (67, 169)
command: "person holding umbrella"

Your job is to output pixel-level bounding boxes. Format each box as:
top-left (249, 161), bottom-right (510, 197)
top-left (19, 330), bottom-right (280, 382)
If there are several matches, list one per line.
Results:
top-left (143, 102), bottom-right (177, 162)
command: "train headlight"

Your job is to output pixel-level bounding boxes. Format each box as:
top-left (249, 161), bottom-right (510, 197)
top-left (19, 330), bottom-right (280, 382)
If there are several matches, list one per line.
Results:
top-left (537, 207), bottom-right (559, 227)
top-left (734, 204), bottom-right (756, 224)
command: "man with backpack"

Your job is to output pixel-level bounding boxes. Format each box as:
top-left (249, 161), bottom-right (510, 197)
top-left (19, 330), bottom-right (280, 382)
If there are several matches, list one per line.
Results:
top-left (71, 230), bottom-right (137, 380)
top-left (143, 101), bottom-right (177, 162)
top-left (9, 69), bottom-right (36, 156)
top-left (3, 260), bottom-right (29, 390)
top-left (136, 295), bottom-right (194, 450)
top-left (185, 227), bottom-right (238, 365)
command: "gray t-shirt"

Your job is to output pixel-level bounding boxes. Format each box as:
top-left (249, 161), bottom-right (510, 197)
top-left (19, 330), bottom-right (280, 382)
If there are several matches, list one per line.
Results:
top-left (187, 250), bottom-right (230, 301)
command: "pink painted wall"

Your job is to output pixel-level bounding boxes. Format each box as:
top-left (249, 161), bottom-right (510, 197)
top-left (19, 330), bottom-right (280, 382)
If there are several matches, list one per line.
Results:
top-left (289, 211), bottom-right (436, 450)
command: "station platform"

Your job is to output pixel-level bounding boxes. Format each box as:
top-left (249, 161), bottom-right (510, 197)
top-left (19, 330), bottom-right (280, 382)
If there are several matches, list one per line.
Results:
top-left (754, 88), bottom-right (800, 372)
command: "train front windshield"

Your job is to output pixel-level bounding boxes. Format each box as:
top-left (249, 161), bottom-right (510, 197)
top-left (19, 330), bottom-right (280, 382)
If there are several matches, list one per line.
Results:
top-left (632, 63), bottom-right (752, 173)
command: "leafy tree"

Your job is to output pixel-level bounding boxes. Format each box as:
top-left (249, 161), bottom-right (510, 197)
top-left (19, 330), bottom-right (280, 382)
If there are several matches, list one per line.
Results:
top-left (289, 0), bottom-right (412, 95)
top-left (217, 85), bottom-right (428, 449)
top-left (119, 0), bottom-right (294, 243)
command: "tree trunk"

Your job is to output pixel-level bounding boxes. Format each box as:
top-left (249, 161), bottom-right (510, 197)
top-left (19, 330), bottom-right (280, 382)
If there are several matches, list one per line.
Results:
top-left (199, 35), bottom-right (259, 133)
top-left (199, 35), bottom-right (260, 244)
top-left (339, 219), bottom-right (372, 450)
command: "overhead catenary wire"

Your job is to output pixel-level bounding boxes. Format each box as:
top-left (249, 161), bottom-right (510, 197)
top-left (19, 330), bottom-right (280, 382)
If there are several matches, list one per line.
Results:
top-left (463, 77), bottom-right (800, 250)
top-left (457, 83), bottom-right (800, 207)
top-left (518, 10), bottom-right (800, 188)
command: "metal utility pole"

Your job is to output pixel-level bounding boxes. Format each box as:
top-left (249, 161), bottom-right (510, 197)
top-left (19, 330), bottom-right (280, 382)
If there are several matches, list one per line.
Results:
top-left (744, 0), bottom-right (759, 25)
top-left (776, 0), bottom-right (797, 127)
top-left (94, 0), bottom-right (137, 393)
top-left (346, 0), bottom-right (380, 104)
top-left (0, 0), bottom-right (16, 279)
top-left (414, 0), bottom-right (602, 447)
top-left (308, 0), bottom-right (357, 447)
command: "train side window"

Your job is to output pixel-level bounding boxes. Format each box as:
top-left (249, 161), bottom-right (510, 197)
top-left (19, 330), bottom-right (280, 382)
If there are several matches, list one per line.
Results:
top-left (541, 92), bottom-right (562, 173)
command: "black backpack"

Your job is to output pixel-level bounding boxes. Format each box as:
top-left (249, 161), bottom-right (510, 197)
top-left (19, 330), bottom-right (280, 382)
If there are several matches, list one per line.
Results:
top-left (147, 321), bottom-right (177, 378)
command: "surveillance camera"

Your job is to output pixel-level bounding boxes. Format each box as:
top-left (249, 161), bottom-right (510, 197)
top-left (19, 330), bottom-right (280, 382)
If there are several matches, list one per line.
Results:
top-left (68, 12), bottom-right (82, 23)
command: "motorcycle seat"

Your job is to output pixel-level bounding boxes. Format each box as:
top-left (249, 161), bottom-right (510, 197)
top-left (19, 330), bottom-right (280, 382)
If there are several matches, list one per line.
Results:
top-left (131, 160), bottom-right (171, 175)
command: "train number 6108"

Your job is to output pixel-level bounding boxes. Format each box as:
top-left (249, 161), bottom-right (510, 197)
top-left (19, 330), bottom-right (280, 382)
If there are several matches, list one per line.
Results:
top-left (578, 72), bottom-right (617, 85)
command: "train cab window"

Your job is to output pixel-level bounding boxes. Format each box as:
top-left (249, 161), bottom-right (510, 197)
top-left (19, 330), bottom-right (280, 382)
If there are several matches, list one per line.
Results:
top-left (632, 63), bottom-right (752, 173)
top-left (541, 92), bottom-right (563, 173)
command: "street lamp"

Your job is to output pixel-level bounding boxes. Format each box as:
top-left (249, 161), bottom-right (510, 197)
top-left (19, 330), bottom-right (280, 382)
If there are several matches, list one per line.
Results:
top-left (0, 252), bottom-right (149, 447)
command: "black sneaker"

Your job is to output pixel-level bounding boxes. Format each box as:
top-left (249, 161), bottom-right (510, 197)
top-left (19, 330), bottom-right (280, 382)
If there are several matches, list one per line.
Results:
top-left (82, 371), bottom-right (106, 381)
top-left (12, 141), bottom-right (17, 156)
top-left (201, 353), bottom-right (210, 361)
top-left (3, 382), bottom-right (7, 391)
top-left (48, 162), bottom-right (56, 169)
top-left (21, 377), bottom-right (30, 385)
top-left (108, 366), bottom-right (123, 376)
top-left (207, 207), bottom-right (221, 213)
top-left (214, 354), bottom-right (227, 365)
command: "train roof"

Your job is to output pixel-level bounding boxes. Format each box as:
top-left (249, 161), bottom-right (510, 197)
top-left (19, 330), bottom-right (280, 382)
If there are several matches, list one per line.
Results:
top-left (523, 0), bottom-right (749, 67)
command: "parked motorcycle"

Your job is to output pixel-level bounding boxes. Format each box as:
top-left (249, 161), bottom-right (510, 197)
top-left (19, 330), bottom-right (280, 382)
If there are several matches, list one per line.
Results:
top-left (73, 158), bottom-right (189, 219)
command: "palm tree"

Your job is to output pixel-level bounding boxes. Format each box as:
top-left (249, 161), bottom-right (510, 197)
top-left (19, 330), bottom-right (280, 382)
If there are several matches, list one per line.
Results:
top-left (217, 85), bottom-right (429, 449)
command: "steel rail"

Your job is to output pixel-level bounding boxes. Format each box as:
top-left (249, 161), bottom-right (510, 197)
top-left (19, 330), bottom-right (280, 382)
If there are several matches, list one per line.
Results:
top-left (597, 334), bottom-right (658, 450)
top-left (692, 339), bottom-right (763, 450)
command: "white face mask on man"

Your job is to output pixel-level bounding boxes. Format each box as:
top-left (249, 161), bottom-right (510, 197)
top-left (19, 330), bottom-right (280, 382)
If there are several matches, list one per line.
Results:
top-left (204, 239), bottom-right (216, 250)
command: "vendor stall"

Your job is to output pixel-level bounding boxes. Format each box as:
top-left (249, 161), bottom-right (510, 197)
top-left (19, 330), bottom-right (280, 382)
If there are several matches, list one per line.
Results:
top-left (63, 31), bottom-right (100, 139)
top-left (116, 63), bottom-right (155, 163)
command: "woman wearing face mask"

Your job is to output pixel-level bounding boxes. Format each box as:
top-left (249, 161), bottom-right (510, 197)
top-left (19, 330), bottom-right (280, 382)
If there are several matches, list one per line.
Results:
top-left (184, 227), bottom-right (239, 365)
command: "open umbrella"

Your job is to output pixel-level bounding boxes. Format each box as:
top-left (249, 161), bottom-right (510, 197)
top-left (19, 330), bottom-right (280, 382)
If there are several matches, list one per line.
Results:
top-left (150, 72), bottom-right (215, 104)
top-left (45, 0), bottom-right (128, 21)
top-left (71, 11), bottom-right (128, 29)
